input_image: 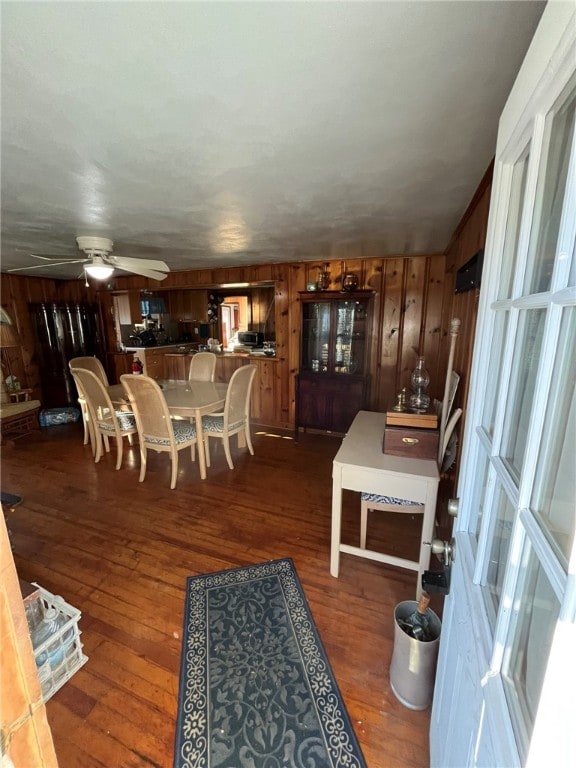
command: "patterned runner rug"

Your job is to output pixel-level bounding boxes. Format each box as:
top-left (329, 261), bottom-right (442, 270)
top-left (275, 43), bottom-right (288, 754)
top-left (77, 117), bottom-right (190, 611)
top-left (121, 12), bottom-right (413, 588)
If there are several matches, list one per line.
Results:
top-left (174, 558), bottom-right (366, 767)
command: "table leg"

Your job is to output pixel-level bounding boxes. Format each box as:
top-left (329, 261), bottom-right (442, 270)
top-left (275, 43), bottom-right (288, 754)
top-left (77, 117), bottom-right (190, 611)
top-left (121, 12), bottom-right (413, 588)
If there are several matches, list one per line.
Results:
top-left (417, 480), bottom-right (439, 599)
top-left (195, 412), bottom-right (207, 480)
top-left (330, 472), bottom-right (343, 577)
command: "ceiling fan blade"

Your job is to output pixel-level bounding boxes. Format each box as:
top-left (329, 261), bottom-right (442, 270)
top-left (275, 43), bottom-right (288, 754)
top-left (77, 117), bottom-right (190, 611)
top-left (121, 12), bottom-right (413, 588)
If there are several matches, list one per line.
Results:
top-left (109, 256), bottom-right (170, 273)
top-left (112, 264), bottom-right (169, 281)
top-left (7, 259), bottom-right (87, 273)
top-left (30, 254), bottom-right (87, 262)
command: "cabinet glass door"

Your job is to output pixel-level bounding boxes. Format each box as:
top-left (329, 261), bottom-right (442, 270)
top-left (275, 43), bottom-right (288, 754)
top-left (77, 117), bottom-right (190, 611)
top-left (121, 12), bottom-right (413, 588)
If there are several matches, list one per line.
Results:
top-left (334, 300), bottom-right (367, 375)
top-left (302, 302), bottom-right (330, 372)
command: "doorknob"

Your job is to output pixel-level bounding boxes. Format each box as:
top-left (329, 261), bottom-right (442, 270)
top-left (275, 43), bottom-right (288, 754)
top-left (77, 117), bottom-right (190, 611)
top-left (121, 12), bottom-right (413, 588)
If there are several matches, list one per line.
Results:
top-left (447, 498), bottom-right (459, 517)
top-left (431, 537), bottom-right (456, 566)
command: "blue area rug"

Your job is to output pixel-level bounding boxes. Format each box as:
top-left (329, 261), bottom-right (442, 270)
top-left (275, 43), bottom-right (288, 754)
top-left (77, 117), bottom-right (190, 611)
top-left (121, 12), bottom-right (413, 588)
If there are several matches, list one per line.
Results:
top-left (174, 558), bottom-right (366, 768)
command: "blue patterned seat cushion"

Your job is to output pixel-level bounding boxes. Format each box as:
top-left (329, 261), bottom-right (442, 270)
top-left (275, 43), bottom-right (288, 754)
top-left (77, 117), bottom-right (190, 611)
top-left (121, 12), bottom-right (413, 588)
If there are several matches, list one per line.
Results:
top-left (361, 491), bottom-right (423, 507)
top-left (99, 410), bottom-right (136, 432)
top-left (144, 420), bottom-right (197, 446)
top-left (201, 415), bottom-right (244, 433)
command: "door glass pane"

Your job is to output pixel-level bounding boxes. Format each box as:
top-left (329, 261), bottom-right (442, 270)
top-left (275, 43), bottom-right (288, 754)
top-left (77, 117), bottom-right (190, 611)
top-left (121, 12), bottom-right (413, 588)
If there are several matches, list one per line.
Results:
top-left (524, 78), bottom-right (576, 294)
top-left (501, 309), bottom-right (545, 481)
top-left (499, 151), bottom-right (530, 299)
top-left (474, 452), bottom-right (491, 543)
top-left (502, 544), bottom-right (560, 761)
top-left (486, 488), bottom-right (515, 619)
top-left (531, 308), bottom-right (576, 567)
top-left (481, 311), bottom-right (509, 435)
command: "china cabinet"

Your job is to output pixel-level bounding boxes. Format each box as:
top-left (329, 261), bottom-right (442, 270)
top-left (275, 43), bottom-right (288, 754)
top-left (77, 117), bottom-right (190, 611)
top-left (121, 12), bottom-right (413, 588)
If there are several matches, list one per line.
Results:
top-left (296, 291), bottom-right (372, 434)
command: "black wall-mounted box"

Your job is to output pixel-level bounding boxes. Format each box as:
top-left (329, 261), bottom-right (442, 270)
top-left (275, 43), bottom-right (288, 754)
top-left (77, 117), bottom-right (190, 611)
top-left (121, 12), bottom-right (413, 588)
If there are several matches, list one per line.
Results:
top-left (455, 248), bottom-right (484, 294)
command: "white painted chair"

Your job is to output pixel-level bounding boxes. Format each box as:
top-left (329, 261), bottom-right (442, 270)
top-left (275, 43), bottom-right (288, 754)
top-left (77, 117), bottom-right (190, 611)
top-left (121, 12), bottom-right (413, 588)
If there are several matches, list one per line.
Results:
top-left (360, 396), bottom-right (462, 579)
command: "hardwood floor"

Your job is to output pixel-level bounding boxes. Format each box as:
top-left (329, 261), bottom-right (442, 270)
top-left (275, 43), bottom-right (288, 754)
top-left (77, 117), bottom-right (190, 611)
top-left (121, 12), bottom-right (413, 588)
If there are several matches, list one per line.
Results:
top-left (2, 423), bottom-right (436, 767)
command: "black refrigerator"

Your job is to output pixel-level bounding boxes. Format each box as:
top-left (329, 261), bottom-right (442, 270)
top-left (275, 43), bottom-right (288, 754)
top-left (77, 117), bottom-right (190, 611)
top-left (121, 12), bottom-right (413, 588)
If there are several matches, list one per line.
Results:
top-left (30, 302), bottom-right (105, 408)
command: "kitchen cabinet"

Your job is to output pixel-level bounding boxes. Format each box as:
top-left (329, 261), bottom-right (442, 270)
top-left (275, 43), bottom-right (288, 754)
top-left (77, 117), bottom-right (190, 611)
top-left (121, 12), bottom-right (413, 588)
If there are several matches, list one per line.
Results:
top-left (296, 291), bottom-right (372, 435)
top-left (107, 352), bottom-right (134, 384)
top-left (140, 348), bottom-right (166, 380)
top-left (167, 290), bottom-right (208, 322)
top-left (120, 346), bottom-right (170, 380)
top-left (164, 354), bottom-right (189, 381)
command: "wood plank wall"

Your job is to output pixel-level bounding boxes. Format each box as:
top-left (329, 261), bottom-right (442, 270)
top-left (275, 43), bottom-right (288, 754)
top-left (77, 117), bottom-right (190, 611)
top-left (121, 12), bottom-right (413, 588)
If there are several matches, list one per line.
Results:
top-left (0, 278), bottom-right (99, 397)
top-left (0, 162), bottom-right (493, 451)
top-left (434, 162), bottom-right (493, 529)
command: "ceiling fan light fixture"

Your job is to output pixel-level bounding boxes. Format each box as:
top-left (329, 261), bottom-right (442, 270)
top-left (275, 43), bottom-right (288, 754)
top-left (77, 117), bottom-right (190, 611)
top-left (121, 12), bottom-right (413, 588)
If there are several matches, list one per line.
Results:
top-left (85, 263), bottom-right (114, 280)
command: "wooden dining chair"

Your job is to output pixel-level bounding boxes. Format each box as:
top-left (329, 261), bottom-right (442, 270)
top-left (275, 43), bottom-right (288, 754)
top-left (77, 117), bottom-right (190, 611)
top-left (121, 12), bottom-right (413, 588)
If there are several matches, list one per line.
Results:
top-left (202, 364), bottom-right (256, 470)
top-left (69, 356), bottom-right (108, 385)
top-left (188, 352), bottom-right (216, 382)
top-left (69, 356), bottom-right (109, 451)
top-left (120, 374), bottom-right (199, 489)
top-left (71, 368), bottom-right (137, 470)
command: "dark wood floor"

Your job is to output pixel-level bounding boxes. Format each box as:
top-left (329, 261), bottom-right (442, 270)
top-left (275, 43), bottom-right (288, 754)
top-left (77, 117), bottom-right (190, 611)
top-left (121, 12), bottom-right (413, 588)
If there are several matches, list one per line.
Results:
top-left (3, 422), bottom-right (435, 767)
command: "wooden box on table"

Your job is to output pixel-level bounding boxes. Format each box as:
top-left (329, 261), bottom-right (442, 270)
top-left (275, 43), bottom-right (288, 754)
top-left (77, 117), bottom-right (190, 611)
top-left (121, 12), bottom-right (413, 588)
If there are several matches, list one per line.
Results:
top-left (383, 409), bottom-right (439, 460)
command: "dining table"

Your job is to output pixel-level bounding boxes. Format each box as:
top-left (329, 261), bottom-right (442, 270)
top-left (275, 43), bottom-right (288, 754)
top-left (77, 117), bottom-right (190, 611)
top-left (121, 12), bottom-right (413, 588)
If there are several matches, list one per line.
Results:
top-left (108, 379), bottom-right (227, 480)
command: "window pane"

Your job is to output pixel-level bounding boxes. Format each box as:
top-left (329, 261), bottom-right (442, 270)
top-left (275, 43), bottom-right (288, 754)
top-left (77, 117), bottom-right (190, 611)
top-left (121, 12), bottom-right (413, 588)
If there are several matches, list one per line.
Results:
top-left (524, 78), bottom-right (576, 294)
top-left (481, 311), bottom-right (509, 436)
top-left (531, 308), bottom-right (576, 567)
top-left (501, 310), bottom-right (545, 481)
top-left (502, 545), bottom-right (560, 762)
top-left (499, 152), bottom-right (529, 300)
top-left (486, 489), bottom-right (515, 619)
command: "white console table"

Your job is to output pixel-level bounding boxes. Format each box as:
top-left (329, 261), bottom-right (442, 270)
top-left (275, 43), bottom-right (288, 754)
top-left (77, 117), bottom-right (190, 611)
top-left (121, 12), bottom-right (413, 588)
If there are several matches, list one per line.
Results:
top-left (331, 410), bottom-right (440, 597)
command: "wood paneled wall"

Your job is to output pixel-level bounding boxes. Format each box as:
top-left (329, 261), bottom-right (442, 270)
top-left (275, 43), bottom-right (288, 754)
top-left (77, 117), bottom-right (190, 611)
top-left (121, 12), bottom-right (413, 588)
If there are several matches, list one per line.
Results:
top-left (1, 164), bottom-right (493, 437)
top-left (287, 255), bottom-right (447, 415)
top-left (434, 162), bottom-right (493, 528)
top-left (1, 277), bottom-right (99, 397)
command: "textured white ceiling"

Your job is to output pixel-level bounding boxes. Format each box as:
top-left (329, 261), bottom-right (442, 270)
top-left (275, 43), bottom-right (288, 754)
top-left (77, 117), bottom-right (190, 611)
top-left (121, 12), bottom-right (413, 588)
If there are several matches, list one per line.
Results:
top-left (0, 1), bottom-right (545, 280)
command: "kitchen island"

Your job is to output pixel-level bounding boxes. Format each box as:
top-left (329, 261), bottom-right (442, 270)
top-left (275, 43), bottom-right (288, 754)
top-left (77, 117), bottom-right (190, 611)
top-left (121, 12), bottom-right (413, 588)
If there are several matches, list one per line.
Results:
top-left (109, 345), bottom-right (283, 428)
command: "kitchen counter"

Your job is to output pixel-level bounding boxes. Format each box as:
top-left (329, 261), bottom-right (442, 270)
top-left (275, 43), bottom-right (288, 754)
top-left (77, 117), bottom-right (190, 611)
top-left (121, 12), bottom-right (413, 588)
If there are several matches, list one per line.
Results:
top-left (109, 345), bottom-right (284, 429)
top-left (117, 345), bottom-right (278, 381)
top-left (122, 344), bottom-right (184, 352)
top-left (121, 344), bottom-right (276, 358)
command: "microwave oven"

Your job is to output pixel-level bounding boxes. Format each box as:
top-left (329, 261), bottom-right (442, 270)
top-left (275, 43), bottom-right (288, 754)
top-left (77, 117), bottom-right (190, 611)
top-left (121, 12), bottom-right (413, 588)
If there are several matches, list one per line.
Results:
top-left (237, 331), bottom-right (264, 347)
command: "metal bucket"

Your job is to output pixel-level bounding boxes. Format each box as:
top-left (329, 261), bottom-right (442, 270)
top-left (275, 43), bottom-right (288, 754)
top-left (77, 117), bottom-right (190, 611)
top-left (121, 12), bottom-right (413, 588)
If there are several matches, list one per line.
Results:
top-left (389, 600), bottom-right (441, 710)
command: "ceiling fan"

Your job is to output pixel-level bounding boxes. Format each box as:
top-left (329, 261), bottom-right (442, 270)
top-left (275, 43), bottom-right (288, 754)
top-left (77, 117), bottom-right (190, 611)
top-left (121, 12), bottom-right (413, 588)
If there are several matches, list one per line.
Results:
top-left (7, 236), bottom-right (170, 281)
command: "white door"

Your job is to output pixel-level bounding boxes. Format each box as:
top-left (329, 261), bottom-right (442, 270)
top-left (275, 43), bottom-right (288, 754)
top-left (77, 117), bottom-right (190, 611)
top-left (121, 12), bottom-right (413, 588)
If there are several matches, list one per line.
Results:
top-left (431, 5), bottom-right (576, 767)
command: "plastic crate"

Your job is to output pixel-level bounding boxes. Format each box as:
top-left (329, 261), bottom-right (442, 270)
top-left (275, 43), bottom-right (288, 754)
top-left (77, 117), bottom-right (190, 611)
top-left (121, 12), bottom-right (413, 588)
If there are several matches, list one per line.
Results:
top-left (39, 407), bottom-right (80, 427)
top-left (31, 585), bottom-right (88, 702)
